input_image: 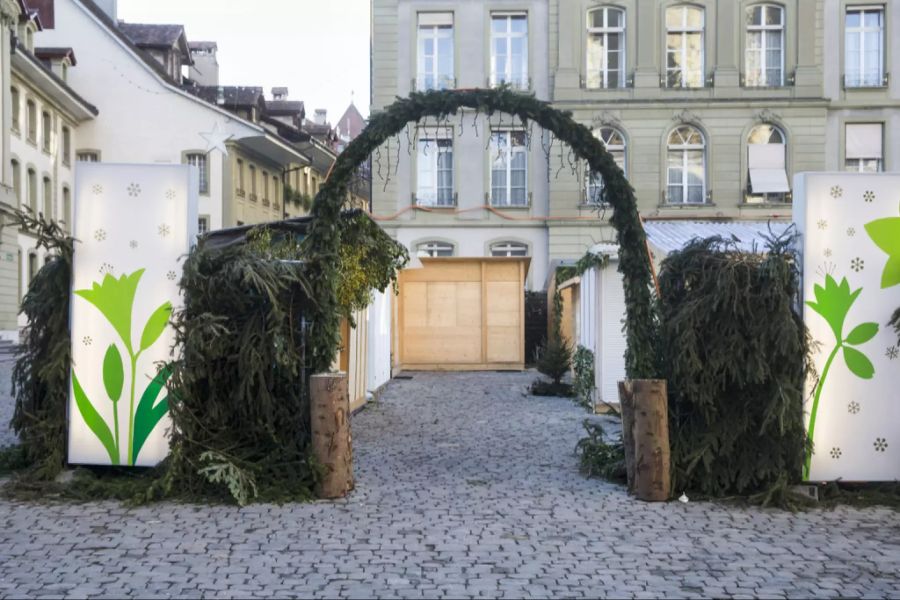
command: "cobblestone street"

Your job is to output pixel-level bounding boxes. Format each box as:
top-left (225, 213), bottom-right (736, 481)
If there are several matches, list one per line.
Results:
top-left (1, 369), bottom-right (899, 598)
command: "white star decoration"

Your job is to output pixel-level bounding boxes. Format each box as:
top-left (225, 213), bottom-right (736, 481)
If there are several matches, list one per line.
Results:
top-left (200, 123), bottom-right (232, 156)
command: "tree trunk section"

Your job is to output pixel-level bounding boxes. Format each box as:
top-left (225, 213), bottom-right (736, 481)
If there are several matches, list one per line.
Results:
top-left (310, 372), bottom-right (354, 499)
top-left (618, 381), bottom-right (636, 493)
top-left (618, 379), bottom-right (670, 502)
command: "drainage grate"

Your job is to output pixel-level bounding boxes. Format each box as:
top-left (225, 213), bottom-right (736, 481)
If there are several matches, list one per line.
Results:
top-left (394, 375), bottom-right (413, 380)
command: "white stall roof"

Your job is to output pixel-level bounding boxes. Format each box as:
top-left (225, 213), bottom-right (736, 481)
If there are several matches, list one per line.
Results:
top-left (587, 242), bottom-right (620, 259)
top-left (643, 220), bottom-right (792, 255)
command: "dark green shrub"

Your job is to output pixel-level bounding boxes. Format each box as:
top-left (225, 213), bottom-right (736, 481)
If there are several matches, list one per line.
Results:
top-left (576, 420), bottom-right (625, 482)
top-left (572, 345), bottom-right (595, 411)
top-left (658, 232), bottom-right (809, 501)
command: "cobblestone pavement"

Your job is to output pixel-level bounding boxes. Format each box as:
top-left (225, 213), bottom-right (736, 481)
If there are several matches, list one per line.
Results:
top-left (1, 370), bottom-right (900, 599)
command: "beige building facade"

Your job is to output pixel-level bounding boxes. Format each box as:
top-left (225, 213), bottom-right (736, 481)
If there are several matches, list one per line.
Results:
top-left (373, 0), bottom-right (898, 284)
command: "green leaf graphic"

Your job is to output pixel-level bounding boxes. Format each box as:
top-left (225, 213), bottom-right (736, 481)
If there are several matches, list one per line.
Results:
top-left (845, 322), bottom-right (879, 346)
top-left (75, 269), bottom-right (145, 352)
top-left (139, 301), bottom-right (173, 351)
top-left (843, 346), bottom-right (875, 379)
top-left (72, 370), bottom-right (118, 464)
top-left (865, 217), bottom-right (900, 289)
top-left (805, 275), bottom-right (861, 341)
top-left (131, 366), bottom-right (172, 464)
top-left (102, 344), bottom-right (124, 402)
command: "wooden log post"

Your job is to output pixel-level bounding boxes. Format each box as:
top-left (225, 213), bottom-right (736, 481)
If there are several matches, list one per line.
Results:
top-left (310, 373), bottom-right (354, 499)
top-left (618, 380), bottom-right (671, 502)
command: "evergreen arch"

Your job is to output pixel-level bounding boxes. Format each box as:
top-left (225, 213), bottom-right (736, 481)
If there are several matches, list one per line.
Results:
top-left (307, 88), bottom-right (657, 379)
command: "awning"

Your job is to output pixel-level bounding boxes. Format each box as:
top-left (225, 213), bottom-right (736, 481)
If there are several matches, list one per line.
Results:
top-left (748, 144), bottom-right (789, 193)
top-left (846, 123), bottom-right (883, 159)
top-left (643, 220), bottom-right (792, 256)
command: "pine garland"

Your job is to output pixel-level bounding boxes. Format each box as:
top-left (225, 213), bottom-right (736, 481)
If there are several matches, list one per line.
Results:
top-left (658, 232), bottom-right (810, 501)
top-left (310, 87), bottom-right (657, 379)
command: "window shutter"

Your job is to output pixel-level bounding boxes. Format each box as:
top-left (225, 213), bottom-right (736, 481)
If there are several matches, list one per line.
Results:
top-left (846, 123), bottom-right (883, 159)
top-left (748, 143), bottom-right (789, 193)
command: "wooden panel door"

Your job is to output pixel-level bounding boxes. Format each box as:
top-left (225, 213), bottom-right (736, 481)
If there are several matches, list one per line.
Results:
top-left (401, 278), bottom-right (482, 365)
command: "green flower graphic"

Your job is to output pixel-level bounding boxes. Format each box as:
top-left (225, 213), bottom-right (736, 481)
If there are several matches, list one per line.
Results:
top-left (72, 269), bottom-right (173, 465)
top-left (864, 210), bottom-right (900, 289)
top-left (804, 274), bottom-right (879, 479)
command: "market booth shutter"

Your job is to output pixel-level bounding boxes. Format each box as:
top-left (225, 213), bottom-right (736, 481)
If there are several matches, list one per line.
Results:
top-left (396, 257), bottom-right (530, 370)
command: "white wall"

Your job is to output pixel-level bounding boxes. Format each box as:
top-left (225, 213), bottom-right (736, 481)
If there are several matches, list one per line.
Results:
top-left (35, 0), bottom-right (261, 231)
top-left (578, 261), bottom-right (627, 407)
top-left (366, 288), bottom-right (392, 394)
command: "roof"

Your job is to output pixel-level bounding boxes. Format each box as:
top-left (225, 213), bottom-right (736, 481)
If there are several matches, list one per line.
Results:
top-left (191, 85), bottom-right (265, 109)
top-left (189, 41), bottom-right (217, 51)
top-left (268, 100), bottom-right (305, 117)
top-left (35, 46), bottom-right (77, 66)
top-left (336, 102), bottom-right (366, 140)
top-left (642, 220), bottom-right (792, 255)
top-left (118, 21), bottom-right (192, 64)
top-left (202, 209), bottom-right (369, 250)
top-left (24, 0), bottom-right (54, 28)
top-left (13, 42), bottom-right (97, 119)
top-left (587, 243), bottom-right (620, 259)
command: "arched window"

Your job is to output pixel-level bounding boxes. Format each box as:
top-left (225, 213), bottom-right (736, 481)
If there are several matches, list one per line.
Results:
top-left (41, 111), bottom-right (52, 152)
top-left (747, 124), bottom-right (789, 203)
top-left (665, 5), bottom-right (705, 88)
top-left (43, 176), bottom-right (53, 219)
top-left (27, 252), bottom-right (37, 285)
top-left (586, 127), bottom-right (626, 205)
top-left (27, 168), bottom-right (37, 213)
top-left (62, 126), bottom-right (71, 165)
top-left (62, 186), bottom-right (71, 229)
top-left (26, 100), bottom-right (37, 142)
top-left (586, 7), bottom-right (625, 89)
top-left (666, 125), bottom-right (706, 204)
top-left (490, 241), bottom-right (528, 257)
top-left (11, 87), bottom-right (19, 133)
top-left (249, 165), bottom-right (257, 200)
top-left (417, 241), bottom-right (454, 257)
top-left (745, 5), bottom-right (784, 87)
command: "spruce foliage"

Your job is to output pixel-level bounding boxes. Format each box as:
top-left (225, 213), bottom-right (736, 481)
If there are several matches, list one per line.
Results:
top-left (536, 289), bottom-right (573, 386)
top-left (658, 232), bottom-right (810, 500)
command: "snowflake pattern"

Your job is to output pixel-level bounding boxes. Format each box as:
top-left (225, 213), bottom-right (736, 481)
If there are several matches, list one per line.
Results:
top-left (817, 219), bottom-right (828, 230)
top-left (158, 224), bottom-right (171, 238)
top-left (863, 190), bottom-right (875, 203)
top-left (848, 401), bottom-right (860, 414)
top-left (129, 240), bottom-right (138, 249)
top-left (92, 184), bottom-right (103, 195)
top-left (847, 227), bottom-right (856, 237)
top-left (823, 248), bottom-right (833, 258)
top-left (127, 183), bottom-right (141, 197)
top-left (166, 189), bottom-right (176, 200)
top-left (830, 186), bottom-right (843, 199)
top-left (887, 346), bottom-right (899, 361)
top-left (851, 257), bottom-right (864, 272)
top-left (830, 447), bottom-right (842, 459)
top-left (93, 229), bottom-right (107, 242)
top-left (99, 262), bottom-right (114, 276)
top-left (82, 336), bottom-right (92, 346)
top-left (874, 438), bottom-right (888, 453)
top-left (166, 270), bottom-right (177, 281)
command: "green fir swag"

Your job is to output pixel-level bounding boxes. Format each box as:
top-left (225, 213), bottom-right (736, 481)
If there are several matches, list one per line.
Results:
top-left (9, 211), bottom-right (73, 480)
top-left (658, 232), bottom-right (810, 501)
top-left (311, 87), bottom-right (657, 379)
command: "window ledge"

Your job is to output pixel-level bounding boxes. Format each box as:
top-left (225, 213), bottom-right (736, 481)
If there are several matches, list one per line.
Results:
top-left (658, 202), bottom-right (717, 209)
top-left (578, 203), bottom-right (611, 210)
top-left (490, 203), bottom-right (531, 210)
top-left (417, 204), bottom-right (457, 210)
top-left (740, 202), bottom-right (792, 208)
top-left (843, 85), bottom-right (889, 91)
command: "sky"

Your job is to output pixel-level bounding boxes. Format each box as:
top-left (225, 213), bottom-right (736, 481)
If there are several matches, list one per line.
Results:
top-left (117, 0), bottom-right (371, 122)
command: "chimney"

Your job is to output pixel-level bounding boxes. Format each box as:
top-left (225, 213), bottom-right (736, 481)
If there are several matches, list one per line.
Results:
top-left (93, 0), bottom-right (118, 21)
top-left (189, 42), bottom-right (219, 86)
top-left (314, 109), bottom-right (327, 126)
top-left (272, 87), bottom-right (289, 100)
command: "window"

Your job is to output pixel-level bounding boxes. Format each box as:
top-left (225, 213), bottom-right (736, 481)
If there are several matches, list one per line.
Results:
top-left (76, 151), bottom-right (99, 162)
top-left (586, 7), bottom-right (626, 89)
top-left (416, 129), bottom-right (454, 206)
top-left (11, 87), bottom-right (19, 133)
top-left (62, 187), bottom-right (71, 227)
top-left (198, 216), bottom-right (210, 234)
top-left (273, 176), bottom-right (280, 209)
top-left (586, 127), bottom-right (626, 205)
top-left (26, 100), bottom-right (36, 143)
top-left (62, 127), bottom-right (71, 165)
top-left (491, 13), bottom-right (528, 89)
top-left (28, 252), bottom-right (37, 285)
top-left (845, 123), bottom-right (883, 172)
top-left (11, 160), bottom-right (21, 207)
top-left (42, 111), bottom-right (52, 152)
top-left (27, 168), bottom-right (37, 213)
top-left (236, 159), bottom-right (245, 196)
top-left (186, 153), bottom-right (209, 194)
top-left (43, 176), bottom-right (53, 219)
top-left (745, 5), bottom-right (784, 87)
top-left (490, 130), bottom-right (528, 206)
top-left (490, 241), bottom-right (528, 257)
top-left (665, 6), bottom-right (705, 88)
top-left (845, 7), bottom-right (885, 87)
top-left (417, 241), bottom-right (454, 257)
top-left (262, 171), bottom-right (270, 206)
top-left (249, 165), bottom-right (257, 200)
top-left (417, 13), bottom-right (454, 90)
top-left (666, 125), bottom-right (706, 204)
top-left (747, 124), bottom-right (789, 203)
